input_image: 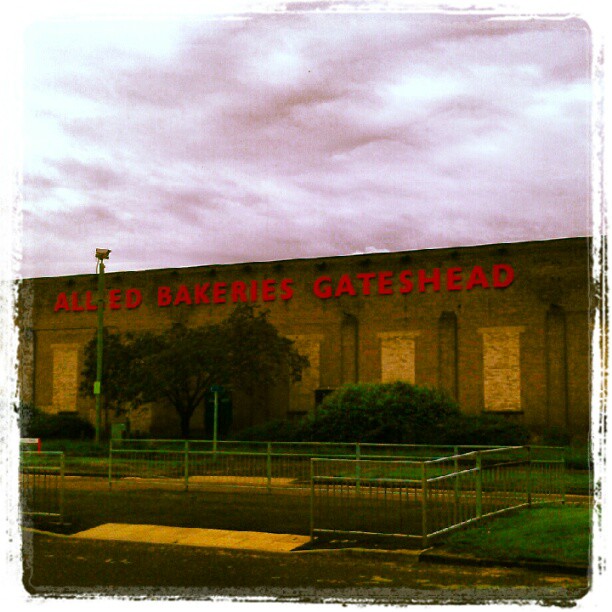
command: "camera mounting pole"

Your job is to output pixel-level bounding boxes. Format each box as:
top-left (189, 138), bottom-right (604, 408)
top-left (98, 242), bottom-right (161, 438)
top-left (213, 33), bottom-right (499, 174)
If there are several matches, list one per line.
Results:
top-left (94, 248), bottom-right (111, 444)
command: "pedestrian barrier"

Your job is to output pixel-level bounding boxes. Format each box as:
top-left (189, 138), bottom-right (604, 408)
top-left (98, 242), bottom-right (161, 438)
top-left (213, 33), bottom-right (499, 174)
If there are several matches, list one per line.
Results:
top-left (108, 439), bottom-right (507, 490)
top-left (309, 446), bottom-right (566, 547)
top-left (20, 451), bottom-right (65, 523)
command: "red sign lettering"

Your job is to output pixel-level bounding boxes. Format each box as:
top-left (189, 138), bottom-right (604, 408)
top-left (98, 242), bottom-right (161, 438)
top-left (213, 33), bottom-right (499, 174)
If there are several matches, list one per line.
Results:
top-left (85, 290), bottom-right (98, 311)
top-left (194, 283), bottom-right (211, 304)
top-left (399, 270), bottom-right (413, 294)
top-left (53, 264), bottom-right (515, 312)
top-left (378, 271), bottom-right (394, 295)
top-left (71, 291), bottom-right (84, 312)
top-left (335, 274), bottom-right (357, 297)
top-left (108, 289), bottom-right (122, 310)
top-left (466, 266), bottom-right (490, 290)
top-left (54, 292), bottom-right (70, 312)
top-left (212, 282), bottom-right (227, 304)
top-left (279, 278), bottom-right (294, 301)
top-left (125, 289), bottom-right (142, 309)
top-left (418, 268), bottom-right (441, 292)
top-left (356, 272), bottom-right (377, 295)
top-left (262, 279), bottom-right (276, 302)
top-left (493, 264), bottom-right (514, 288)
top-left (446, 268), bottom-right (463, 291)
top-left (231, 281), bottom-right (248, 303)
top-left (158, 286), bottom-right (172, 307)
top-left (174, 285), bottom-right (192, 306)
top-left (313, 276), bottom-right (333, 299)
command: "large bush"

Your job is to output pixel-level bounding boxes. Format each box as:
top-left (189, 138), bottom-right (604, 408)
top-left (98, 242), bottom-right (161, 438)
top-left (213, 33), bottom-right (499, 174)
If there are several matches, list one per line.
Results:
top-left (233, 419), bottom-right (305, 442)
top-left (301, 382), bottom-right (461, 443)
top-left (19, 404), bottom-right (94, 440)
top-left (439, 413), bottom-right (530, 446)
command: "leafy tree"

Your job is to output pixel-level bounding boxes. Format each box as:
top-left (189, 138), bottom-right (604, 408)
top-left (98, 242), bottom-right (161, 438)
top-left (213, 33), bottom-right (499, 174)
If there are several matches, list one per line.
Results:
top-left (219, 304), bottom-right (309, 392)
top-left (127, 322), bottom-right (226, 437)
top-left (80, 329), bottom-right (142, 432)
top-left (81, 304), bottom-right (309, 438)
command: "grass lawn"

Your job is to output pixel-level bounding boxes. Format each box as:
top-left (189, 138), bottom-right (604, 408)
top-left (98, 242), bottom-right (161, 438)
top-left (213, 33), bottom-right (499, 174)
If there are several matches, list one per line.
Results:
top-left (442, 505), bottom-right (591, 567)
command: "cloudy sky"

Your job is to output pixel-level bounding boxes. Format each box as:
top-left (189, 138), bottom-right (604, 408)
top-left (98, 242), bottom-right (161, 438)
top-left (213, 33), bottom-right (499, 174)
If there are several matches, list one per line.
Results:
top-left (20, 6), bottom-right (593, 278)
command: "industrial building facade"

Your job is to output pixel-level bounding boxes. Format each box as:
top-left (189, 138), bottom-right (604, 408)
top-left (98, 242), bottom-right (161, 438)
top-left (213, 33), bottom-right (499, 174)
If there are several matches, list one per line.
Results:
top-left (17, 237), bottom-right (592, 441)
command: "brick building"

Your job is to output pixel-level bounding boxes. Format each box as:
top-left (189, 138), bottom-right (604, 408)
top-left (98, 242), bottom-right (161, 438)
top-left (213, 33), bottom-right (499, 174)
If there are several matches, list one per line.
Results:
top-left (17, 237), bottom-right (592, 441)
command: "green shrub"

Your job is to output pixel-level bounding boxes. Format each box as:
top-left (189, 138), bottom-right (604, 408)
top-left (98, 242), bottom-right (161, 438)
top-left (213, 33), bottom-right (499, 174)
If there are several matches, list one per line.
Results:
top-left (34, 439), bottom-right (109, 456)
top-left (440, 413), bottom-right (530, 446)
top-left (19, 403), bottom-right (95, 440)
top-left (301, 382), bottom-right (461, 443)
top-left (540, 426), bottom-right (572, 447)
top-left (563, 446), bottom-right (591, 471)
top-left (233, 419), bottom-right (305, 441)
top-left (17, 403), bottom-right (38, 435)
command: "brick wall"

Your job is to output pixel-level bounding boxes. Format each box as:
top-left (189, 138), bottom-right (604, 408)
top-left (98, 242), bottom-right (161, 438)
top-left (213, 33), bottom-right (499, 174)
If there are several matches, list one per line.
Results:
top-left (17, 237), bottom-right (592, 441)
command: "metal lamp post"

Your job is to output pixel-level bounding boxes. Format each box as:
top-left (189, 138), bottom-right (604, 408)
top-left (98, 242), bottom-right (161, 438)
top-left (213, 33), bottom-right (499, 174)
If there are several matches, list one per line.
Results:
top-left (94, 248), bottom-right (111, 444)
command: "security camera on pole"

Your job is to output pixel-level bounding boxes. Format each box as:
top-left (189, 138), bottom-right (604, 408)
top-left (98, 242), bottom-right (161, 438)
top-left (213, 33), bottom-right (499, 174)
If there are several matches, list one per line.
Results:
top-left (94, 248), bottom-right (111, 444)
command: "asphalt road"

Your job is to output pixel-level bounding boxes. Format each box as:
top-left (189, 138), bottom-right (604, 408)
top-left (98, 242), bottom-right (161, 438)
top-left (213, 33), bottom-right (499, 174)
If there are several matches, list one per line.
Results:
top-left (21, 532), bottom-right (589, 605)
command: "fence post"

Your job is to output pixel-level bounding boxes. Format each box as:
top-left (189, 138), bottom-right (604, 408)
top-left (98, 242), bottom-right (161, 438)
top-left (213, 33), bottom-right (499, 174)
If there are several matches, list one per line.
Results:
top-left (309, 459), bottom-right (315, 544)
top-left (561, 448), bottom-right (567, 505)
top-left (421, 462), bottom-right (429, 548)
top-left (266, 442), bottom-right (272, 493)
top-left (476, 451), bottom-right (482, 520)
top-left (355, 443), bottom-right (361, 494)
top-left (453, 446), bottom-right (459, 525)
top-left (59, 453), bottom-right (65, 525)
top-left (108, 438), bottom-right (113, 489)
top-left (526, 446), bottom-right (532, 507)
top-left (184, 440), bottom-right (190, 491)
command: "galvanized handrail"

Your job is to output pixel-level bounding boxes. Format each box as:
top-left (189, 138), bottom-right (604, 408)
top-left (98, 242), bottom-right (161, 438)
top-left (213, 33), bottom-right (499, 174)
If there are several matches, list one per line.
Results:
top-left (309, 445), bottom-right (566, 546)
top-left (20, 451), bottom-right (65, 523)
top-left (427, 467), bottom-right (479, 483)
top-left (108, 439), bottom-right (567, 496)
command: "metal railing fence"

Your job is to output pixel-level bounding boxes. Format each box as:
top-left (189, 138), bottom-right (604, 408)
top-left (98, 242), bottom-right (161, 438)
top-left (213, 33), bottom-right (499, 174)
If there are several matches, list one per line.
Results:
top-left (20, 451), bottom-right (65, 523)
top-left (310, 446), bottom-right (566, 547)
top-left (310, 457), bottom-right (425, 544)
top-left (108, 439), bottom-right (509, 490)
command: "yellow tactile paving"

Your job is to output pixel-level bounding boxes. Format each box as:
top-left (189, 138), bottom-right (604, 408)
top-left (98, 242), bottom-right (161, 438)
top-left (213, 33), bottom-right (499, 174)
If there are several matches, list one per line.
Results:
top-left (72, 523), bottom-right (310, 552)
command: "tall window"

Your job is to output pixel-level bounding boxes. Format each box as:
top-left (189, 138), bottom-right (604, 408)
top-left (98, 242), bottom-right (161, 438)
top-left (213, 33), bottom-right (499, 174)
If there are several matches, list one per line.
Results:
top-left (377, 331), bottom-right (420, 384)
top-left (288, 335), bottom-right (322, 415)
top-left (478, 326), bottom-right (525, 412)
top-left (51, 344), bottom-right (79, 413)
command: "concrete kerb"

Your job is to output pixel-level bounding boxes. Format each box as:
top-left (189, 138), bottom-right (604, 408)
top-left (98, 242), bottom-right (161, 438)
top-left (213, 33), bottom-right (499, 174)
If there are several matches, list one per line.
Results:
top-left (296, 543), bottom-right (589, 576)
top-left (23, 525), bottom-right (588, 577)
top-left (418, 547), bottom-right (589, 576)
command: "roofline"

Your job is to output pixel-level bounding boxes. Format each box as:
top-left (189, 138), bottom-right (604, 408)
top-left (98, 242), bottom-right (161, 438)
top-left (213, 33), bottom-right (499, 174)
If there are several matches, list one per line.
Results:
top-left (21, 236), bottom-right (591, 281)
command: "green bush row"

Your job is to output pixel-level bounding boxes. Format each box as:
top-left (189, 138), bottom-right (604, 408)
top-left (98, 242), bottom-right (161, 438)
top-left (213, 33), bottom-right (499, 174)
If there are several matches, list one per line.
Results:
top-left (235, 382), bottom-right (531, 446)
top-left (18, 404), bottom-right (95, 440)
top-left (236, 415), bottom-right (531, 446)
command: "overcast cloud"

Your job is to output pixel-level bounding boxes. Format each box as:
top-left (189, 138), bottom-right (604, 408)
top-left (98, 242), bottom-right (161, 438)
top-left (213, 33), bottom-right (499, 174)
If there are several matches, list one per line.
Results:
top-left (20, 9), bottom-right (592, 278)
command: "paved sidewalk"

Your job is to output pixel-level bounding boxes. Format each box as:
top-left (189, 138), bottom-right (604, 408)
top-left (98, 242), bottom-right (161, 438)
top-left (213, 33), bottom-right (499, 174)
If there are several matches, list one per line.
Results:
top-left (72, 523), bottom-right (310, 552)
